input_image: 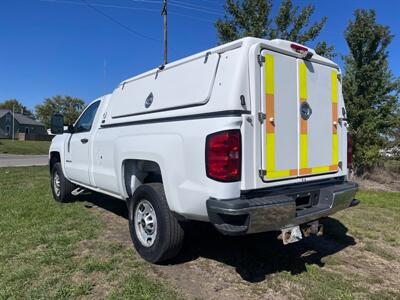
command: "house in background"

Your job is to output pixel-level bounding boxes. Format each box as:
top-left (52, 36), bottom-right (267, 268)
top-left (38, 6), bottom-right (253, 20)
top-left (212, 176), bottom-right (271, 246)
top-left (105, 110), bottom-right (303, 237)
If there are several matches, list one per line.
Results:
top-left (0, 109), bottom-right (47, 140)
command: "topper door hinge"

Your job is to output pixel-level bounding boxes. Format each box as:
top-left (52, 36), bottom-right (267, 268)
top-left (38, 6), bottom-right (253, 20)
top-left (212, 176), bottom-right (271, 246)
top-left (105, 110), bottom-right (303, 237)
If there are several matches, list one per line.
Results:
top-left (257, 55), bottom-right (265, 66)
top-left (259, 169), bottom-right (267, 177)
top-left (258, 112), bottom-right (266, 123)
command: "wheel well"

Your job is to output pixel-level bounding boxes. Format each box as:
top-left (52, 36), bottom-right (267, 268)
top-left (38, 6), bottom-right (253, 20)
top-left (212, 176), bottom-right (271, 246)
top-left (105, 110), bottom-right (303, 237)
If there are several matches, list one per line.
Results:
top-left (49, 152), bottom-right (60, 173)
top-left (123, 160), bottom-right (163, 197)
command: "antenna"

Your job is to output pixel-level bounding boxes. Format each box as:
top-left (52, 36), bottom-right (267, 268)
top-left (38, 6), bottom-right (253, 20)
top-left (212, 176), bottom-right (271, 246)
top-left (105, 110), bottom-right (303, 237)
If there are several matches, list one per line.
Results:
top-left (161, 0), bottom-right (168, 66)
top-left (103, 58), bottom-right (107, 91)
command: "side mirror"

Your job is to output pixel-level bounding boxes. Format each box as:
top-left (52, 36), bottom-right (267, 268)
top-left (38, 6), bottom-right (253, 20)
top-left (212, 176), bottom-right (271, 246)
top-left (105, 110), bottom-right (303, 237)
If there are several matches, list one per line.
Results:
top-left (68, 124), bottom-right (75, 133)
top-left (50, 113), bottom-right (65, 135)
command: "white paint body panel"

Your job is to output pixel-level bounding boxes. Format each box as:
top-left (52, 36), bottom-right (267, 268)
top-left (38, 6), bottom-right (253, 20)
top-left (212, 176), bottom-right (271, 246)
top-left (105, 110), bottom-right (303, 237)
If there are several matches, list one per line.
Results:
top-left (49, 37), bottom-right (349, 221)
top-left (64, 132), bottom-right (91, 185)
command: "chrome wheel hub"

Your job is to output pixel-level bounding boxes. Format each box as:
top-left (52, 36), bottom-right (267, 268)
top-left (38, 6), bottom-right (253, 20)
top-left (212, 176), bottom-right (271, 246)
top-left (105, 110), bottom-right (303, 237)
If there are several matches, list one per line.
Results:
top-left (53, 172), bottom-right (61, 197)
top-left (134, 200), bottom-right (157, 247)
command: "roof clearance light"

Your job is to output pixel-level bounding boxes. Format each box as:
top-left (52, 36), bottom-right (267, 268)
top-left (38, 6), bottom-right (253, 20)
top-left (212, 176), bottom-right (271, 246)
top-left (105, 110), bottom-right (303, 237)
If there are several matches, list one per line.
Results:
top-left (290, 43), bottom-right (308, 54)
top-left (290, 43), bottom-right (313, 59)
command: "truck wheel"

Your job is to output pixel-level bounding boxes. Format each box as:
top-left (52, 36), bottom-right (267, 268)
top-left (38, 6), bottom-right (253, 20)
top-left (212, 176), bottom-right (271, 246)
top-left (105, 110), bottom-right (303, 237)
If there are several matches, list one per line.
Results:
top-left (51, 162), bottom-right (74, 203)
top-left (128, 183), bottom-right (184, 263)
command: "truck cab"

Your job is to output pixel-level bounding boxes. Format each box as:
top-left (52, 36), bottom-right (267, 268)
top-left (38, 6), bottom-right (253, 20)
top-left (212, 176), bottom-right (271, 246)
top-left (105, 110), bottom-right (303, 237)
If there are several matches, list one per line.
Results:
top-left (49, 37), bottom-right (358, 263)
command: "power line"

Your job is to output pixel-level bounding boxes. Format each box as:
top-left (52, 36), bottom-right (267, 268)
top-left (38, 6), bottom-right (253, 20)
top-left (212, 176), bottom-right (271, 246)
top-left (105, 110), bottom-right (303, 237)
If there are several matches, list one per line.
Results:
top-left (80, 0), bottom-right (183, 57)
top-left (192, 0), bottom-right (224, 4)
top-left (128, 0), bottom-right (223, 16)
top-left (41, 0), bottom-right (160, 13)
top-left (128, 0), bottom-right (220, 23)
top-left (169, 0), bottom-right (223, 14)
top-left (42, 0), bottom-right (215, 22)
top-left (169, 1), bottom-right (222, 16)
top-left (185, 0), bottom-right (225, 8)
top-left (40, 0), bottom-right (214, 55)
top-left (169, 11), bottom-right (213, 23)
top-left (128, 0), bottom-right (161, 4)
top-left (80, 0), bottom-right (162, 43)
top-left (129, 0), bottom-right (223, 6)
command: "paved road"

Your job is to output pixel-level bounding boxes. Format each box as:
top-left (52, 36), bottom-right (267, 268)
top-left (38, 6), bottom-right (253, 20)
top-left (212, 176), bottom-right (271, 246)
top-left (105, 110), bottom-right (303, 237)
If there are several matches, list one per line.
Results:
top-left (0, 154), bottom-right (48, 167)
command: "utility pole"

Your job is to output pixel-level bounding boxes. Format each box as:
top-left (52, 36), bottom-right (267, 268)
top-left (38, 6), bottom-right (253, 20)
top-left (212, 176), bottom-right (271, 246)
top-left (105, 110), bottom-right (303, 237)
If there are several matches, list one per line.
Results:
top-left (12, 104), bottom-right (15, 141)
top-left (161, 0), bottom-right (168, 65)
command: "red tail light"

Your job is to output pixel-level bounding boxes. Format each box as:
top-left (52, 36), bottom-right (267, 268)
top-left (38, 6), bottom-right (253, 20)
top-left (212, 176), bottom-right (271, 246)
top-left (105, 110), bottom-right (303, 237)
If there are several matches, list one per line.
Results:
top-left (347, 134), bottom-right (353, 168)
top-left (206, 130), bottom-right (241, 182)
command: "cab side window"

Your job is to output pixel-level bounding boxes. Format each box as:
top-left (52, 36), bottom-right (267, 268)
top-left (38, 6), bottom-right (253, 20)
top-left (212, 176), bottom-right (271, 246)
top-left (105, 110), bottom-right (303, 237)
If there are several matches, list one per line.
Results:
top-left (75, 101), bottom-right (100, 133)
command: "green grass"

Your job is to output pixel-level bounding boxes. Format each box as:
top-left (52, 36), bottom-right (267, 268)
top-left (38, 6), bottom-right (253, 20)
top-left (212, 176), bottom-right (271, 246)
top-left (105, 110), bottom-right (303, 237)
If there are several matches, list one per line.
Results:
top-left (0, 167), bottom-right (181, 299)
top-left (356, 190), bottom-right (400, 209)
top-left (337, 190), bottom-right (400, 247)
top-left (1, 166), bottom-right (399, 299)
top-left (108, 273), bottom-right (179, 300)
top-left (0, 140), bottom-right (51, 155)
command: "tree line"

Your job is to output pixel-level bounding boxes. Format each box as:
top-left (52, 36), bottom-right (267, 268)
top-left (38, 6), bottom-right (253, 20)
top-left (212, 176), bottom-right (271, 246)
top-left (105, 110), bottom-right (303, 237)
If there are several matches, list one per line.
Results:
top-left (0, 96), bottom-right (85, 130)
top-left (1, 0), bottom-right (398, 175)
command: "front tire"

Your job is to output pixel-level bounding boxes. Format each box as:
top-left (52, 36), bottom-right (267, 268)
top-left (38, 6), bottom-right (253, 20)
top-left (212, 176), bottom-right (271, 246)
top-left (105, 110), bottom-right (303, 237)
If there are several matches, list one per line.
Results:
top-left (128, 183), bottom-right (184, 263)
top-left (51, 162), bottom-right (74, 203)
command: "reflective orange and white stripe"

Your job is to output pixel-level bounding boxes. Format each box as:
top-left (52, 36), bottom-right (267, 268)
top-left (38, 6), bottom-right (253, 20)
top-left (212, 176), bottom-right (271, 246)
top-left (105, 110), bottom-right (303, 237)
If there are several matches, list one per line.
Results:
top-left (299, 63), bottom-right (310, 175)
top-left (298, 63), bottom-right (339, 175)
top-left (331, 70), bottom-right (339, 171)
top-left (264, 54), bottom-right (297, 179)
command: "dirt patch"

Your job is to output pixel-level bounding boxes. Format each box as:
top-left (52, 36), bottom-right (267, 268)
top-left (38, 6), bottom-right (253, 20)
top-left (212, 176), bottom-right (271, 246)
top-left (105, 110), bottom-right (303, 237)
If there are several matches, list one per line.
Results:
top-left (79, 194), bottom-right (400, 299)
top-left (353, 177), bottom-right (400, 192)
top-left (350, 167), bottom-right (400, 192)
top-left (335, 243), bottom-right (400, 290)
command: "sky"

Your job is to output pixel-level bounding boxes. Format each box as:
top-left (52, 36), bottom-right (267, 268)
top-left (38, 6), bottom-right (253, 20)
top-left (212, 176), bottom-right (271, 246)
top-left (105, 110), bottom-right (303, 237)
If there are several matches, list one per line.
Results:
top-left (0, 0), bottom-right (399, 110)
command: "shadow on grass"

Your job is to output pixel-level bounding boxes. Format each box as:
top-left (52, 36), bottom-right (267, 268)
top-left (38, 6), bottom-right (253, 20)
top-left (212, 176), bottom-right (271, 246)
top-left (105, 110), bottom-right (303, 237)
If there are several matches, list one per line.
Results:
top-left (76, 192), bottom-right (129, 219)
top-left (176, 218), bottom-right (355, 283)
top-left (75, 192), bottom-right (356, 283)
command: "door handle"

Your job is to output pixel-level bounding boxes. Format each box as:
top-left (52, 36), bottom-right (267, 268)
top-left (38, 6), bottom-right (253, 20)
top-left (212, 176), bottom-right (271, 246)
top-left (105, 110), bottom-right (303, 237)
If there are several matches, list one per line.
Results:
top-left (80, 138), bottom-right (89, 144)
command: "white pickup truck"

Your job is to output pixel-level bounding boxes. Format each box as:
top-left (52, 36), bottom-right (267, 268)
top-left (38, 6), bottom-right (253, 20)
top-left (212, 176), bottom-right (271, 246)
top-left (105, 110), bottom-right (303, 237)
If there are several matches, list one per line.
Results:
top-left (49, 37), bottom-right (359, 263)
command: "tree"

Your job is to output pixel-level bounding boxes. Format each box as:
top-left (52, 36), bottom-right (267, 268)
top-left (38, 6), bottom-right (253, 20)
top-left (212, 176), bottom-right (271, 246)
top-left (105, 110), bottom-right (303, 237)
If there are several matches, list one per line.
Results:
top-left (215, 0), bottom-right (335, 59)
top-left (0, 99), bottom-right (33, 116)
top-left (35, 96), bottom-right (86, 129)
top-left (342, 9), bottom-right (400, 174)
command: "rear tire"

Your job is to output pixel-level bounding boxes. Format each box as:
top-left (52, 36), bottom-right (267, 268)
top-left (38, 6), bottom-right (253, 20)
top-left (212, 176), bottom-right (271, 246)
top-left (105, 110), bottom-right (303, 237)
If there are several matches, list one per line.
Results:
top-left (128, 183), bottom-right (184, 263)
top-left (51, 162), bottom-right (75, 203)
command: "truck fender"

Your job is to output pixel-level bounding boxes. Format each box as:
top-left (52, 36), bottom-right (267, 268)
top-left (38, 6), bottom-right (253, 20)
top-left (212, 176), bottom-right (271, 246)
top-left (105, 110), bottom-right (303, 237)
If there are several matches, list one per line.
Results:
top-left (115, 134), bottom-right (185, 213)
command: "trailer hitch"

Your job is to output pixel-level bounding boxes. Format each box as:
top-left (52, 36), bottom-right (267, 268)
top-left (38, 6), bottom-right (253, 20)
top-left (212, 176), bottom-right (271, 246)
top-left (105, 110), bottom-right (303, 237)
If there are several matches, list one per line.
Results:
top-left (278, 225), bottom-right (302, 245)
top-left (278, 221), bottom-right (323, 245)
top-left (301, 221), bottom-right (323, 238)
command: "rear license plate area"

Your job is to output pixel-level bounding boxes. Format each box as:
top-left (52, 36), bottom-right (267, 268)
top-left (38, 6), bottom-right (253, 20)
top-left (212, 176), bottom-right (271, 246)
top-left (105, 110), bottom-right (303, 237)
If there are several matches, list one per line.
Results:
top-left (293, 191), bottom-right (320, 212)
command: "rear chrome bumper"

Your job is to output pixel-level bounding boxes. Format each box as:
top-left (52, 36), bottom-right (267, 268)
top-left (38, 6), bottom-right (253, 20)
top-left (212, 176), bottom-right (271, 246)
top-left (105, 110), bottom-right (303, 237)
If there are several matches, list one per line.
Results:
top-left (206, 180), bottom-right (359, 235)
